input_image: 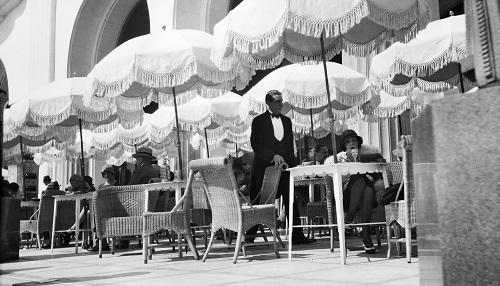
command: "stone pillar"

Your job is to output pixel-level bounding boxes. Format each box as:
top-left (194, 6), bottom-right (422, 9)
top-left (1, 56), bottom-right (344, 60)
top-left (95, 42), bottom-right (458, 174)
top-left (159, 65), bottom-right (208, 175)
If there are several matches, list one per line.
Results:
top-left (0, 89), bottom-right (8, 170)
top-left (413, 1), bottom-right (500, 285)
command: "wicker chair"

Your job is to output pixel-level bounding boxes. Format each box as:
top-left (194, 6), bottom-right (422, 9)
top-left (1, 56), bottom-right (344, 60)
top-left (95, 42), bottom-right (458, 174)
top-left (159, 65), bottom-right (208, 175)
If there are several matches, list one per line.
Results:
top-left (244, 164), bottom-right (286, 249)
top-left (190, 157), bottom-right (280, 264)
top-left (93, 184), bottom-right (160, 258)
top-left (385, 135), bottom-right (416, 263)
top-left (19, 191), bottom-right (74, 249)
top-left (142, 182), bottom-right (199, 264)
top-left (190, 186), bottom-right (212, 248)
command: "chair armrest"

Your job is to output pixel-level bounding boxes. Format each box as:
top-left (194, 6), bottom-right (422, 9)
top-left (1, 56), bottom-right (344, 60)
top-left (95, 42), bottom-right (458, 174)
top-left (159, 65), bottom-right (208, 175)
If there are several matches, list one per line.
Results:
top-left (28, 209), bottom-right (39, 221)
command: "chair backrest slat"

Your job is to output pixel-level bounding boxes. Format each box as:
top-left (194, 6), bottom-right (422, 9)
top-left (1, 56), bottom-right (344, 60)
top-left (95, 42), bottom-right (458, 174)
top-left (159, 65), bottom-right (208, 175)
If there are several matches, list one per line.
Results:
top-left (189, 157), bottom-right (241, 232)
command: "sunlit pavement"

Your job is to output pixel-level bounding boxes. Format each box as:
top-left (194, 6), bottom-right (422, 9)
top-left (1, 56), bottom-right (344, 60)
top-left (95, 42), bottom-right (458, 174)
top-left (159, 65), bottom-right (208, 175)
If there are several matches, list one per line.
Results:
top-left (0, 232), bottom-right (418, 286)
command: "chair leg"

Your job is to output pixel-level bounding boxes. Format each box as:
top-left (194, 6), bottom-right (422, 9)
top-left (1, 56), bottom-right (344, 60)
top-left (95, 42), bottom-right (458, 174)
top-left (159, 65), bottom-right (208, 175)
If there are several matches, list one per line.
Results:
top-left (405, 227), bottom-right (412, 263)
top-left (375, 226), bottom-right (381, 246)
top-left (271, 227), bottom-right (280, 259)
top-left (202, 231), bottom-right (216, 262)
top-left (99, 239), bottom-right (103, 258)
top-left (143, 235), bottom-right (148, 264)
top-left (330, 227), bottom-right (335, 252)
top-left (276, 233), bottom-right (285, 248)
top-left (233, 231), bottom-right (243, 264)
top-left (111, 238), bottom-right (115, 255)
top-left (394, 224), bottom-right (402, 256)
top-left (185, 231), bottom-right (199, 260)
top-left (386, 224), bottom-right (391, 259)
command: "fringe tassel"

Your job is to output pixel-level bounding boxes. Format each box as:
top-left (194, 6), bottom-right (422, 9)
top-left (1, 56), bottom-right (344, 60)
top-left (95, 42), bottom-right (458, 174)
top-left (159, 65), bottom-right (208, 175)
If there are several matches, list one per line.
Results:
top-left (28, 106), bottom-right (72, 126)
top-left (211, 113), bottom-right (243, 127)
top-left (392, 46), bottom-right (468, 77)
top-left (367, 0), bottom-right (419, 30)
top-left (286, 0), bottom-right (368, 38)
top-left (179, 116), bottom-right (212, 133)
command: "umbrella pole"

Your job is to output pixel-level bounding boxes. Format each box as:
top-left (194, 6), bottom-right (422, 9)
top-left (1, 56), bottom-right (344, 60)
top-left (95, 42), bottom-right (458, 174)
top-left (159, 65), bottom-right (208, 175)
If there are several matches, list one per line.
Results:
top-left (134, 144), bottom-right (138, 153)
top-left (19, 136), bottom-right (25, 200)
top-left (319, 32), bottom-right (338, 163)
top-left (458, 63), bottom-right (465, 93)
top-left (310, 108), bottom-right (316, 165)
top-left (78, 119), bottom-right (85, 177)
top-left (235, 142), bottom-right (238, 158)
top-left (204, 127), bottom-right (210, 158)
top-left (172, 87), bottom-right (183, 180)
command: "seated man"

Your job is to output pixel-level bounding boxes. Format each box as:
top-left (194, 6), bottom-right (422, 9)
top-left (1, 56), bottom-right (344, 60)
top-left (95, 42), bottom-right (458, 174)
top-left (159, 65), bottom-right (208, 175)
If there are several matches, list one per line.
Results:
top-left (128, 147), bottom-right (159, 185)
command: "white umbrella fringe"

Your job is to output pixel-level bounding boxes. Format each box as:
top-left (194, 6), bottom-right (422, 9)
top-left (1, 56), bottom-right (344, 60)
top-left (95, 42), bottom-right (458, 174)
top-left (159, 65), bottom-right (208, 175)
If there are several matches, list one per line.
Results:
top-left (211, 0), bottom-right (431, 69)
top-left (371, 68), bottom-right (476, 97)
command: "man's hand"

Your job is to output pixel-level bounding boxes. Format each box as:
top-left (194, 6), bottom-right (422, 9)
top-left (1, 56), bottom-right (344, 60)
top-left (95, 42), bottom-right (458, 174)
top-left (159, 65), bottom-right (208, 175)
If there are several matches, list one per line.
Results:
top-left (272, 155), bottom-right (285, 167)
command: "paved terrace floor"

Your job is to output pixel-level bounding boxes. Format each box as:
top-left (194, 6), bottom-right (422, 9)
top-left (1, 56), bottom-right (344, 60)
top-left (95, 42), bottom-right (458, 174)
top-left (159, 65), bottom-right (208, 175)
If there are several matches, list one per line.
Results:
top-left (0, 232), bottom-right (418, 286)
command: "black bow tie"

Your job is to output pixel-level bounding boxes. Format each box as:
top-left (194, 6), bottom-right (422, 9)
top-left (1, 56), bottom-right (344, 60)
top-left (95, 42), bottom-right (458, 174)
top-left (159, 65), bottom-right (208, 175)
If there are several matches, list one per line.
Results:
top-left (271, 113), bottom-right (281, 119)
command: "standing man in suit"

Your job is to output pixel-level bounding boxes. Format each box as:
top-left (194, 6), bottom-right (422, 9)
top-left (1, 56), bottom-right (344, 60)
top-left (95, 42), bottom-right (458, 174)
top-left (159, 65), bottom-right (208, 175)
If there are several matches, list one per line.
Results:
top-left (248, 90), bottom-right (315, 244)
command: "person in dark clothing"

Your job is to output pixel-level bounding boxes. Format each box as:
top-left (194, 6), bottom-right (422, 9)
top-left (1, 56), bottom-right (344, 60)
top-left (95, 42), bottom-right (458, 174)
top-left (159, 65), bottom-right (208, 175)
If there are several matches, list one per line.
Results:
top-left (247, 90), bottom-right (315, 245)
top-left (128, 147), bottom-right (158, 185)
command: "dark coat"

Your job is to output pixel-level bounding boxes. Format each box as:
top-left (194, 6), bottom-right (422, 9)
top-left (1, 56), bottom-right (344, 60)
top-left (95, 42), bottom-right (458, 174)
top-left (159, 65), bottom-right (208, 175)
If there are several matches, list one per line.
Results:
top-left (128, 164), bottom-right (158, 185)
top-left (249, 111), bottom-right (296, 198)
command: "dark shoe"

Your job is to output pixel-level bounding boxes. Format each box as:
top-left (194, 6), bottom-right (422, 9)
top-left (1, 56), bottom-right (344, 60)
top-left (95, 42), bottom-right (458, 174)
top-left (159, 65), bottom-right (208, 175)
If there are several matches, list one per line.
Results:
top-left (364, 246), bottom-right (376, 254)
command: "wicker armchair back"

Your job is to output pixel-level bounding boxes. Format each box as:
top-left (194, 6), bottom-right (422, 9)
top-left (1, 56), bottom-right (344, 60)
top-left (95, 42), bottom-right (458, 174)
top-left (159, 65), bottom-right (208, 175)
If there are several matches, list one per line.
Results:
top-left (93, 184), bottom-right (160, 239)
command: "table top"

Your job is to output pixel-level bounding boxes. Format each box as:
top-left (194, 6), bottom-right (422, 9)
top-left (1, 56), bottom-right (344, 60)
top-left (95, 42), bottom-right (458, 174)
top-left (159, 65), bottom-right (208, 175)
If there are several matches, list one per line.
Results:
top-left (288, 162), bottom-right (386, 178)
top-left (53, 193), bottom-right (93, 201)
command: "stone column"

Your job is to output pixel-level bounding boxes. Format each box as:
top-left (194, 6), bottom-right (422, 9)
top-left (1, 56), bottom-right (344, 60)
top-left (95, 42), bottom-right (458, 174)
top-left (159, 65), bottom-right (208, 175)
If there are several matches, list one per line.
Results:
top-left (413, 1), bottom-right (500, 285)
top-left (0, 89), bottom-right (8, 170)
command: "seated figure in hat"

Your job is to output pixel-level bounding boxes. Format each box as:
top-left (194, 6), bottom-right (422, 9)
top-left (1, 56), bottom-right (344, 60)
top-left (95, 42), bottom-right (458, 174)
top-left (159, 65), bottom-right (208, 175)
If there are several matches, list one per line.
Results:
top-left (98, 164), bottom-right (121, 189)
top-left (128, 147), bottom-right (159, 185)
top-left (324, 129), bottom-right (383, 255)
top-left (65, 174), bottom-right (91, 194)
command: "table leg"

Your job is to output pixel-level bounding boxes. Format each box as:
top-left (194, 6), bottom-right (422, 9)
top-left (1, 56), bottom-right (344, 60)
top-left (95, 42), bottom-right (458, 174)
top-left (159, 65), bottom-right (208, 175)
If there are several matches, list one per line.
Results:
top-left (333, 171), bottom-right (346, 265)
top-left (308, 181), bottom-right (314, 202)
top-left (75, 199), bottom-right (80, 254)
top-left (51, 200), bottom-right (58, 253)
top-left (288, 174), bottom-right (294, 261)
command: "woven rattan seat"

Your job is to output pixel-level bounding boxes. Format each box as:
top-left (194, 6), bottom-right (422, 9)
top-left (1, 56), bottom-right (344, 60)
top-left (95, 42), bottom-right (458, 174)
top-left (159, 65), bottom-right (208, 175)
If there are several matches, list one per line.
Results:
top-left (385, 136), bottom-right (416, 263)
top-left (93, 184), bottom-right (160, 258)
top-left (189, 157), bottom-right (280, 264)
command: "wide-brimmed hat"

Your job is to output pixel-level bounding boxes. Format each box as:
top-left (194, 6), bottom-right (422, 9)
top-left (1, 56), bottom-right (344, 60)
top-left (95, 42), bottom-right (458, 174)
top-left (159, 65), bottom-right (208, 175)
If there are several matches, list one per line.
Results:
top-left (340, 129), bottom-right (363, 151)
top-left (47, 181), bottom-right (60, 190)
top-left (101, 164), bottom-right (115, 175)
top-left (132, 147), bottom-right (156, 159)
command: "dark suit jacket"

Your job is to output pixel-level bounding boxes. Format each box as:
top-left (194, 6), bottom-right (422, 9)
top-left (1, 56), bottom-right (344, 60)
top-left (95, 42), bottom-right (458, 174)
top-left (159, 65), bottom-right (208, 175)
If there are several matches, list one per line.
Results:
top-left (128, 164), bottom-right (158, 185)
top-left (249, 111), bottom-right (296, 198)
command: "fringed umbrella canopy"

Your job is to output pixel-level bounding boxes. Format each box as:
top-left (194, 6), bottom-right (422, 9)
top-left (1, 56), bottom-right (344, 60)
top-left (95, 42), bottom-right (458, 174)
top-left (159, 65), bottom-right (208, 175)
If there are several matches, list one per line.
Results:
top-left (7, 77), bottom-right (123, 135)
top-left (363, 88), bottom-right (444, 121)
top-left (370, 14), bottom-right (475, 96)
top-left (211, 0), bottom-right (431, 70)
top-left (238, 62), bottom-right (372, 135)
top-left (84, 29), bottom-right (251, 111)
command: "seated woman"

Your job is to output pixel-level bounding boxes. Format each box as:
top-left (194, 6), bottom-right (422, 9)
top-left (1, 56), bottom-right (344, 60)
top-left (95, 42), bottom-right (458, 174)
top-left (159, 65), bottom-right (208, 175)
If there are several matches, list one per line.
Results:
top-left (325, 129), bottom-right (380, 254)
top-left (232, 157), bottom-right (251, 197)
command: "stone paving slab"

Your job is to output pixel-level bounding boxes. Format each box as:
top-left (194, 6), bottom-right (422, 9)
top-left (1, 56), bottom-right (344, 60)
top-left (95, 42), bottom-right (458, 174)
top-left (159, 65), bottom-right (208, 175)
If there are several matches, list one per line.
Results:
top-left (0, 235), bottom-right (419, 286)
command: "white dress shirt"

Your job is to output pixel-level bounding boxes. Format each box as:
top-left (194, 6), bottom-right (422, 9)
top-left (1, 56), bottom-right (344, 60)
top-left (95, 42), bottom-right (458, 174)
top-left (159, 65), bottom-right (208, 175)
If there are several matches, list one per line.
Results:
top-left (269, 112), bottom-right (284, 141)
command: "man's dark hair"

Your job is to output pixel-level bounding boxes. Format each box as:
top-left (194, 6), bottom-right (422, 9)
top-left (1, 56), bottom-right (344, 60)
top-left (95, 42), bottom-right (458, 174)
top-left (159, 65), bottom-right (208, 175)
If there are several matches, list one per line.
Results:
top-left (265, 90), bottom-right (282, 103)
top-left (43, 175), bottom-right (51, 182)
